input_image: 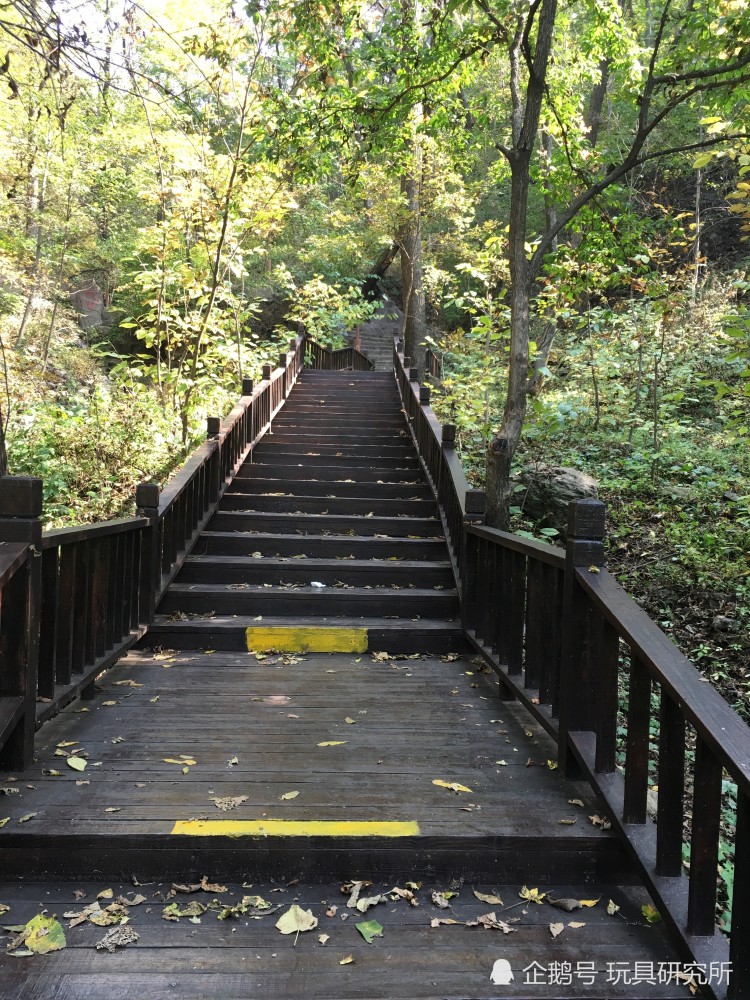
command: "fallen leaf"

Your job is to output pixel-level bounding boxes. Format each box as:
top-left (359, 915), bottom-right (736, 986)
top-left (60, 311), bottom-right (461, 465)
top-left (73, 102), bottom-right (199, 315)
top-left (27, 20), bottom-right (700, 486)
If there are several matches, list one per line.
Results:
top-left (66, 757), bottom-right (87, 772)
top-left (163, 901), bottom-right (207, 921)
top-left (101, 701), bottom-right (117, 707)
top-left (344, 717), bottom-right (356, 724)
top-left (227, 756), bottom-right (238, 766)
top-left (355, 919), bottom-right (383, 943)
top-left (558, 818), bottom-right (577, 825)
top-left (0, 818), bottom-right (9, 829)
top-left (642, 903), bottom-right (662, 923)
top-left (549, 898), bottom-right (581, 912)
top-left (388, 887), bottom-right (418, 906)
top-left (95, 925), bottom-right (139, 951)
top-left (318, 933), bottom-right (329, 945)
top-left (113, 680), bottom-right (142, 688)
top-left (0, 903), bottom-right (9, 916)
top-left (280, 791), bottom-right (299, 800)
top-left (211, 795), bottom-right (248, 812)
top-left (104, 807), bottom-right (121, 813)
top-left (17, 812), bottom-right (37, 823)
top-left (589, 813), bottom-right (612, 830)
top-left (466, 912), bottom-right (516, 933)
top-left (339, 955), bottom-right (354, 965)
top-left (568, 798), bottom-right (585, 807)
top-left (549, 922), bottom-right (565, 938)
top-left (432, 779), bottom-right (472, 793)
top-left (579, 898), bottom-right (600, 907)
top-left (430, 917), bottom-right (460, 927)
top-left (431, 891), bottom-right (455, 909)
top-left (163, 758), bottom-right (197, 766)
top-left (97, 889), bottom-right (114, 900)
top-left (326, 905), bottom-right (338, 917)
top-left (568, 921), bottom-right (586, 928)
top-left (276, 904), bottom-right (318, 935)
top-left (317, 741), bottom-right (347, 747)
top-left (606, 899), bottom-right (620, 916)
top-left (150, 697), bottom-right (160, 703)
top-left (9, 914), bottom-right (66, 954)
top-left (42, 769), bottom-right (62, 776)
top-left (519, 886), bottom-right (547, 904)
top-left (473, 890), bottom-right (503, 905)
top-left (355, 894), bottom-right (386, 913)
top-left (57, 741), bottom-right (78, 748)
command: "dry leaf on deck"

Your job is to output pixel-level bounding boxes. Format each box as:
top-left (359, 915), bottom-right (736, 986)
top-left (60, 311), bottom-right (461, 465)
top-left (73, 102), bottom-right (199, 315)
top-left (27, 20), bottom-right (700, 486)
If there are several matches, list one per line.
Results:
top-left (549, 922), bottom-right (565, 938)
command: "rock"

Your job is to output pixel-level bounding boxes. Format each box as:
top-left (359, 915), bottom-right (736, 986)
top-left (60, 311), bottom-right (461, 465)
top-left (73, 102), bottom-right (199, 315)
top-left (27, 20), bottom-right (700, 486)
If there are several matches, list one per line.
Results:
top-left (70, 281), bottom-right (105, 329)
top-left (515, 464), bottom-right (599, 535)
top-left (712, 615), bottom-right (738, 633)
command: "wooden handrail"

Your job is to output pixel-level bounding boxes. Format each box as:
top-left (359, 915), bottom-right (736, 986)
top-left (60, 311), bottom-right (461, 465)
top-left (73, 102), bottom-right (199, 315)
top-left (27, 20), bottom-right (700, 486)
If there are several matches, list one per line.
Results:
top-left (0, 333), bottom-right (307, 765)
top-left (396, 336), bottom-right (749, 997)
top-left (305, 338), bottom-right (374, 371)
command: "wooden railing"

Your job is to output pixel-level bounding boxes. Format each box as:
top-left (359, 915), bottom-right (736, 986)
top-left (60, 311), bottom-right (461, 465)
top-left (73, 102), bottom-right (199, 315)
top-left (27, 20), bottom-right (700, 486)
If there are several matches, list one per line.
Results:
top-left (425, 346), bottom-right (443, 382)
top-left (0, 335), bottom-right (306, 768)
top-left (396, 333), bottom-right (749, 1000)
top-left (394, 337), bottom-right (485, 590)
top-left (306, 338), bottom-right (374, 371)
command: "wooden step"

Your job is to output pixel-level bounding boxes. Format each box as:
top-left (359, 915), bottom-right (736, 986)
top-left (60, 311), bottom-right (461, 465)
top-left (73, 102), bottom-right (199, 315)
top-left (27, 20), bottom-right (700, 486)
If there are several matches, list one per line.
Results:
top-left (261, 432), bottom-right (408, 446)
top-left (178, 556), bottom-right (455, 588)
top-left (145, 615), bottom-right (469, 653)
top-left (208, 511), bottom-right (443, 536)
top-left (157, 583), bottom-right (460, 618)
top-left (194, 531), bottom-right (450, 560)
top-left (218, 494), bottom-right (437, 517)
top-left (247, 453), bottom-right (420, 470)
top-left (252, 442), bottom-right (415, 457)
top-left (226, 478), bottom-right (432, 499)
top-left (234, 464), bottom-right (424, 484)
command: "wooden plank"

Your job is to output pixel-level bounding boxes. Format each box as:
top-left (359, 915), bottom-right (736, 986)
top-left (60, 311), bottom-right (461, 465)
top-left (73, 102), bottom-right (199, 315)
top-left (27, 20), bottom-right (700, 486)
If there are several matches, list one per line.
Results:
top-left (623, 654), bottom-right (651, 824)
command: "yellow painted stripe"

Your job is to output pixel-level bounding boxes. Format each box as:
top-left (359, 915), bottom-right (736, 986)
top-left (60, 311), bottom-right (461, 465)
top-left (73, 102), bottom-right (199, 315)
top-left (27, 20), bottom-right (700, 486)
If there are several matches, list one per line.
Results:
top-left (171, 819), bottom-right (420, 837)
top-left (245, 626), bottom-right (368, 653)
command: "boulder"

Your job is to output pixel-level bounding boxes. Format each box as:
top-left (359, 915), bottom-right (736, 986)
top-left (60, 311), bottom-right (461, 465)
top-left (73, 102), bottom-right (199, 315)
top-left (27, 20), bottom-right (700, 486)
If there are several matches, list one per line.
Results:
top-left (515, 464), bottom-right (599, 536)
top-left (70, 281), bottom-right (105, 329)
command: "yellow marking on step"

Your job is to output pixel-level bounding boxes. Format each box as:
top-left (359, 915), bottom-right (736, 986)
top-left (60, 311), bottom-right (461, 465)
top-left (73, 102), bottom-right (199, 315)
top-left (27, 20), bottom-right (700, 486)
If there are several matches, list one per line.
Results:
top-left (171, 819), bottom-right (420, 837)
top-left (245, 626), bottom-right (368, 653)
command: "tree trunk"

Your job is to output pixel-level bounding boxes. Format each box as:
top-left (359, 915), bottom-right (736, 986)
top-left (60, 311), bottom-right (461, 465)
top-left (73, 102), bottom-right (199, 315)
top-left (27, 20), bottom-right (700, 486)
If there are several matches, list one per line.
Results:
top-left (362, 240), bottom-right (399, 299)
top-left (399, 164), bottom-right (426, 369)
top-left (486, 157), bottom-right (532, 529)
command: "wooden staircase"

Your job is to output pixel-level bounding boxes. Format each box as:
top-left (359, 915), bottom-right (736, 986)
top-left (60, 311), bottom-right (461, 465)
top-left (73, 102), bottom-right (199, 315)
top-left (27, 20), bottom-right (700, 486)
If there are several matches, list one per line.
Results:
top-left (148, 369), bottom-right (467, 654)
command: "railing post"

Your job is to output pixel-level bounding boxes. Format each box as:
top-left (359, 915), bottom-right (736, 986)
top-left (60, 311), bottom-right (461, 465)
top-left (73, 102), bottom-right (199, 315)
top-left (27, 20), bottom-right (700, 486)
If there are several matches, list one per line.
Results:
top-left (419, 385), bottom-right (430, 405)
top-left (262, 363), bottom-right (272, 381)
top-left (135, 482), bottom-right (160, 625)
top-left (558, 498), bottom-right (606, 776)
top-left (242, 378), bottom-right (254, 396)
top-left (206, 416), bottom-right (221, 440)
top-left (0, 477), bottom-right (43, 770)
top-left (409, 367), bottom-right (419, 384)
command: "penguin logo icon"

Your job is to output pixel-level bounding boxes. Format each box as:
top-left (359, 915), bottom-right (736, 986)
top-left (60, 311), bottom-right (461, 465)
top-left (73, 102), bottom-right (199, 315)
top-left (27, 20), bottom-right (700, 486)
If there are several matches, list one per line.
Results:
top-left (490, 958), bottom-right (514, 985)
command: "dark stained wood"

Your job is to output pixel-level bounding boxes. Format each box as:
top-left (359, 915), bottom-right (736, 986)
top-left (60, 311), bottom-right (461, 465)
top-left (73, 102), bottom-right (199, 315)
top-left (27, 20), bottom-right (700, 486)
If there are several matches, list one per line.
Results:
top-left (38, 546), bottom-right (58, 700)
top-left (656, 692), bottom-right (685, 877)
top-left (594, 618), bottom-right (619, 774)
top-left (623, 655), bottom-right (651, 824)
top-left (730, 791), bottom-right (750, 999)
top-left (687, 738), bottom-right (722, 936)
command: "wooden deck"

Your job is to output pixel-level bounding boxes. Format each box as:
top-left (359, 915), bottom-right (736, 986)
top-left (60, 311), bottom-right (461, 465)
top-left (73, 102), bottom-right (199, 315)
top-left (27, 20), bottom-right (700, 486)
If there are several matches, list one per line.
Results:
top-left (0, 650), bottom-right (685, 998)
top-left (1, 355), bottom-right (746, 997)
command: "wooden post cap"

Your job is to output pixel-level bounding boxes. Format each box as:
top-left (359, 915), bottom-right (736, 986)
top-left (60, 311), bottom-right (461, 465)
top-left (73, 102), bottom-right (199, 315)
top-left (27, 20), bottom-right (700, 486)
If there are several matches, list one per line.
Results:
top-left (409, 367), bottom-right (420, 383)
top-left (396, 338), bottom-right (404, 351)
top-left (567, 498), bottom-right (606, 540)
top-left (262, 364), bottom-right (273, 380)
top-left (135, 482), bottom-right (160, 509)
top-left (465, 489), bottom-right (486, 516)
top-left (242, 377), bottom-right (254, 396)
top-left (207, 416), bottom-right (221, 438)
top-left (289, 337), bottom-right (297, 351)
top-left (419, 385), bottom-right (430, 404)
top-left (0, 476), bottom-right (43, 517)
top-left (403, 356), bottom-right (411, 369)
top-left (441, 424), bottom-right (456, 446)
top-left (279, 352), bottom-right (288, 369)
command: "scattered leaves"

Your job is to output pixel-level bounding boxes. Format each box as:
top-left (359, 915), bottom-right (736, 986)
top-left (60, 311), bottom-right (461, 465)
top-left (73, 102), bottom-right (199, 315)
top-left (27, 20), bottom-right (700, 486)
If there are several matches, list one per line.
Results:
top-left (275, 904), bottom-right (318, 935)
top-left (466, 912), bottom-right (516, 933)
top-left (519, 886), bottom-right (546, 904)
top-left (210, 795), bottom-right (247, 812)
top-left (549, 922), bottom-right (565, 938)
top-left (8, 914), bottom-right (66, 955)
top-left (473, 890), bottom-right (503, 905)
top-left (355, 919), bottom-right (383, 943)
top-left (432, 779), bottom-right (472, 793)
top-left (95, 925), bottom-right (139, 952)
top-left (66, 757), bottom-right (87, 772)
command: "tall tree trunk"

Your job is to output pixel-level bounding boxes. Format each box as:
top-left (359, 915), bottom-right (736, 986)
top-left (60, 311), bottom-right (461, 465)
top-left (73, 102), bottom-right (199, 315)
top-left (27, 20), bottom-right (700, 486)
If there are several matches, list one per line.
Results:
top-left (486, 157), bottom-right (532, 529)
top-left (362, 240), bottom-right (399, 299)
top-left (399, 155), bottom-right (425, 368)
